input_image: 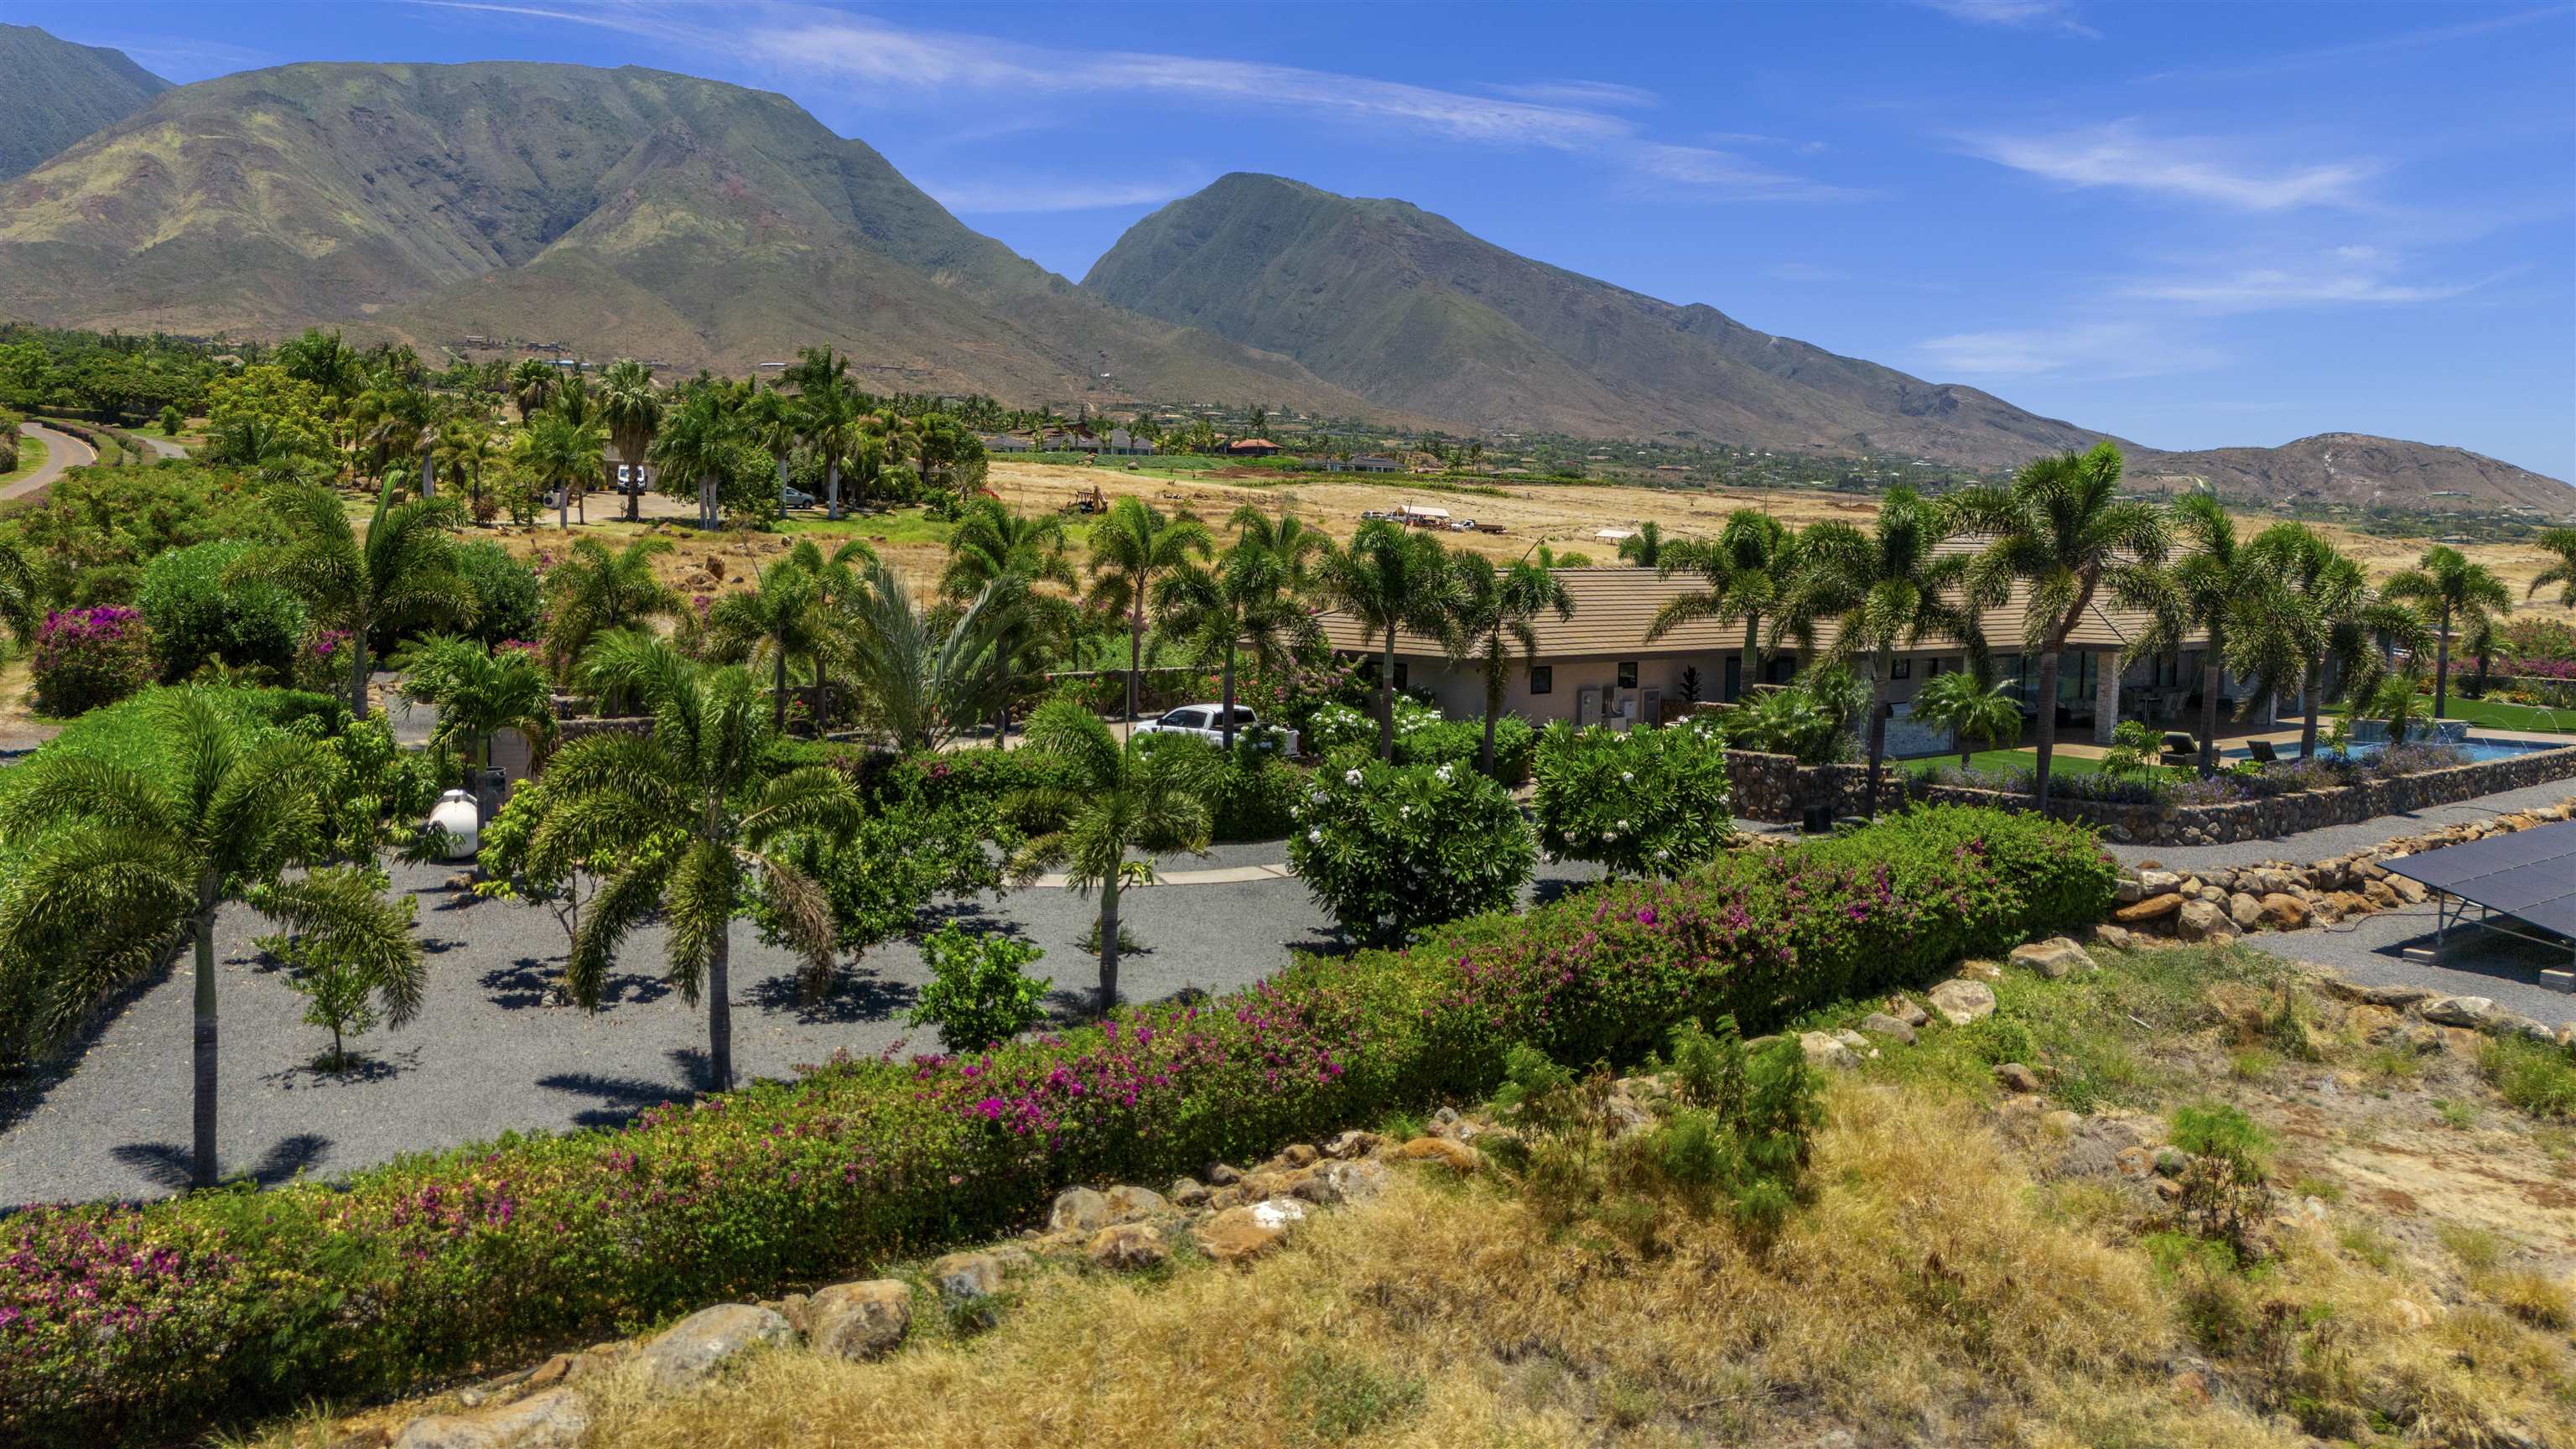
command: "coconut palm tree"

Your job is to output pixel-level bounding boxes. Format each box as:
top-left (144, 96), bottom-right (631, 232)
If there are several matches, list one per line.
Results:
top-left (1085, 496), bottom-right (1213, 722)
top-left (941, 499), bottom-right (1076, 744)
top-left (1454, 552), bottom-right (1573, 776)
top-left (258, 479), bottom-right (475, 719)
top-left (2530, 527), bottom-right (2576, 609)
top-left (802, 380), bottom-right (864, 521)
top-left (434, 419), bottom-right (501, 520)
top-left (2225, 524), bottom-right (2429, 760)
top-left (540, 635), bottom-right (856, 1090)
top-left (509, 357), bottom-right (558, 423)
top-left (649, 387), bottom-right (737, 532)
top-left (2380, 544), bottom-right (2513, 719)
top-left (0, 691), bottom-right (419, 1187)
top-left (1909, 661), bottom-right (2022, 766)
top-left (514, 409), bottom-right (605, 532)
top-left (1782, 486), bottom-right (1978, 814)
top-left (599, 360), bottom-right (661, 523)
top-left (704, 557), bottom-right (831, 733)
top-left (1005, 699), bottom-right (1213, 1015)
top-left (0, 538), bottom-right (36, 646)
top-left (1615, 520), bottom-right (1668, 569)
top-left (1155, 538), bottom-right (1326, 750)
top-left (1952, 442), bottom-right (2169, 808)
top-left (2136, 494), bottom-right (2262, 777)
top-left (541, 536), bottom-right (683, 683)
top-left (1317, 519), bottom-right (1464, 758)
top-left (1649, 510), bottom-right (1798, 699)
top-left (394, 634), bottom-right (558, 779)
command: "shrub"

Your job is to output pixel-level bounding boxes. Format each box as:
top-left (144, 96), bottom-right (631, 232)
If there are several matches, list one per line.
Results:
top-left (1533, 719), bottom-right (1734, 877)
top-left (907, 923), bottom-right (1052, 1053)
top-left (1286, 751), bottom-right (1535, 944)
top-left (451, 540), bottom-right (543, 647)
top-left (1135, 733), bottom-right (1305, 841)
top-left (29, 605), bottom-right (153, 714)
top-left (134, 540), bottom-right (308, 683)
top-left (2480, 1036), bottom-right (2576, 1118)
top-left (0, 805), bottom-right (2111, 1446)
top-left (1301, 699), bottom-right (1537, 782)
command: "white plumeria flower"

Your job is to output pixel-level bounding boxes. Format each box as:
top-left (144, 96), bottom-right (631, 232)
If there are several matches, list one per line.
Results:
top-left (1310, 789), bottom-right (1327, 804)
top-left (1308, 828), bottom-right (1324, 842)
top-left (1343, 768), bottom-right (1363, 785)
top-left (1616, 819), bottom-right (1630, 830)
top-left (1620, 771), bottom-right (1634, 782)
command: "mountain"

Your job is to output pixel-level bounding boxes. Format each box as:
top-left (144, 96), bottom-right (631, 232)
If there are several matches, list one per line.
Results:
top-left (2126, 434), bottom-right (2576, 517)
top-left (0, 25), bottom-right (168, 180)
top-left (0, 62), bottom-right (1386, 416)
top-left (1081, 173), bottom-right (2118, 471)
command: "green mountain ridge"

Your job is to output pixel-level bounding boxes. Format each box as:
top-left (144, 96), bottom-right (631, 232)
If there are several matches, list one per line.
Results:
top-left (0, 24), bottom-right (168, 181)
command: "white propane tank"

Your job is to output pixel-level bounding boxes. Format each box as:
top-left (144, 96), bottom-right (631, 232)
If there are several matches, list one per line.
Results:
top-left (428, 789), bottom-right (481, 860)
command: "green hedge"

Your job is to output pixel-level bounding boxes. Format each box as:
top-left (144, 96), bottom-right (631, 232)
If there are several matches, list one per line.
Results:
top-left (0, 807), bottom-right (2113, 1446)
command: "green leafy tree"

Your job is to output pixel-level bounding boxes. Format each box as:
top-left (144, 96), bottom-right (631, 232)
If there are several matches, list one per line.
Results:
top-left (259, 866), bottom-right (428, 1068)
top-left (1781, 486), bottom-right (1978, 814)
top-left (649, 386), bottom-right (738, 531)
top-left (0, 692), bottom-right (418, 1187)
top-left (2379, 544), bottom-right (2512, 719)
top-left (256, 480), bottom-right (475, 719)
top-left (1954, 443), bottom-right (2168, 808)
top-left (1317, 519), bottom-right (1463, 758)
top-left (2529, 527), bottom-right (2576, 610)
top-left (1909, 661), bottom-right (2022, 765)
top-left (599, 359), bottom-right (662, 524)
top-left (1084, 496), bottom-right (1213, 721)
top-left (1455, 552), bottom-right (1572, 776)
top-left (538, 636), bottom-right (858, 1089)
top-left (1649, 510), bottom-right (1799, 696)
top-left (1005, 699), bottom-right (1213, 1014)
top-left (906, 923), bottom-right (1051, 1052)
top-left (739, 384), bottom-right (805, 507)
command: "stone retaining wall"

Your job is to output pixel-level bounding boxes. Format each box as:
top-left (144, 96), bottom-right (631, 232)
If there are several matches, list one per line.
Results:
top-left (1723, 741), bottom-right (2576, 846)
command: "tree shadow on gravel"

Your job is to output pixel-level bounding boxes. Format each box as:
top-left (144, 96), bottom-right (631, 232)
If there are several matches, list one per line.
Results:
top-left (747, 967), bottom-right (917, 1025)
top-left (480, 962), bottom-right (667, 1011)
top-left (112, 1132), bottom-right (332, 1193)
top-left (261, 1046), bottom-right (417, 1089)
top-left (536, 1067), bottom-right (698, 1130)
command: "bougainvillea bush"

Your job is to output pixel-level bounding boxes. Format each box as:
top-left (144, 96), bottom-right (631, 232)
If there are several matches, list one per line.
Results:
top-left (1532, 718), bottom-right (1735, 877)
top-left (1286, 750), bottom-right (1536, 944)
top-left (29, 605), bottom-right (153, 715)
top-left (0, 807), bottom-right (2112, 1447)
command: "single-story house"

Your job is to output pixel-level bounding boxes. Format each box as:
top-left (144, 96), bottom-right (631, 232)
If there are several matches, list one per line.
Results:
top-left (983, 432), bottom-right (1036, 454)
top-left (1350, 454), bottom-right (1401, 473)
top-left (1315, 541), bottom-right (2252, 752)
top-left (1226, 438), bottom-right (1280, 457)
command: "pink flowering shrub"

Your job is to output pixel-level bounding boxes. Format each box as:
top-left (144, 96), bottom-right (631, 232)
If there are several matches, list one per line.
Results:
top-left (0, 806), bottom-right (2110, 1446)
top-left (29, 606), bottom-right (152, 715)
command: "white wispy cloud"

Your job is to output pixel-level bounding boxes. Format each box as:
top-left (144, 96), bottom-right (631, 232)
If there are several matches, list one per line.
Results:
top-left (414, 0), bottom-right (1838, 200)
top-left (1914, 0), bottom-right (2098, 37)
top-left (1964, 121), bottom-right (2377, 210)
top-left (924, 174), bottom-right (1208, 216)
top-left (2125, 247), bottom-right (2484, 312)
top-left (1914, 321), bottom-right (2223, 381)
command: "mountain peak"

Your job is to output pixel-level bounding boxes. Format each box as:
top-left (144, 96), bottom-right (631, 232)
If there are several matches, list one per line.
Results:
top-left (0, 24), bottom-right (169, 180)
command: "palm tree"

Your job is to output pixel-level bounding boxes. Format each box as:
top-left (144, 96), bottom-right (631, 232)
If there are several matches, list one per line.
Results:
top-left (739, 385), bottom-right (805, 509)
top-left (1317, 520), bottom-right (1464, 758)
top-left (1155, 538), bottom-right (1326, 750)
top-left (2138, 494), bottom-right (2261, 777)
top-left (259, 480), bottom-right (475, 719)
top-left (1006, 700), bottom-right (1213, 1015)
top-left (2529, 527), bottom-right (2576, 609)
top-left (1615, 520), bottom-right (1668, 569)
top-left (2463, 613), bottom-right (2499, 699)
top-left (2225, 524), bottom-right (2428, 759)
top-left (434, 420), bottom-right (501, 520)
top-left (1953, 442), bottom-right (2168, 808)
top-left (1085, 496), bottom-right (1213, 722)
top-left (1649, 510), bottom-right (1798, 699)
top-left (599, 360), bottom-right (661, 524)
top-left (0, 692), bottom-right (418, 1187)
top-left (841, 561), bottom-right (1021, 752)
top-left (705, 558), bottom-right (831, 733)
top-left (1909, 661), bottom-right (2022, 766)
top-left (394, 634), bottom-right (557, 780)
top-left (1783, 487), bottom-right (1978, 814)
top-left (2380, 544), bottom-right (2512, 719)
top-left (802, 380), bottom-right (863, 522)
top-left (540, 636), bottom-right (856, 1090)
top-left (0, 538), bottom-right (37, 647)
top-left (649, 387), bottom-right (737, 532)
top-left (515, 409), bottom-right (605, 532)
top-left (1454, 552), bottom-right (1572, 776)
top-left (508, 357), bottom-right (558, 423)
top-left (942, 499), bottom-right (1076, 745)
top-left (541, 536), bottom-right (683, 682)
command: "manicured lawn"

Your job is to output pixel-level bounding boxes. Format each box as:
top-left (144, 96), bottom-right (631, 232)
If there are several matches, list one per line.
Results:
top-left (2324, 696), bottom-right (2576, 736)
top-left (0, 431), bottom-right (45, 485)
top-left (1896, 747), bottom-right (2187, 780)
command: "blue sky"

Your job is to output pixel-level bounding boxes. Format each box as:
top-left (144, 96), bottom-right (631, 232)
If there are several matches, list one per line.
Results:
top-left (26, 0), bottom-right (2576, 478)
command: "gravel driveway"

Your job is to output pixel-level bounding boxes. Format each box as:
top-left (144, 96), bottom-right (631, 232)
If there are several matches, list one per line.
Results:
top-left (0, 845), bottom-right (1608, 1206)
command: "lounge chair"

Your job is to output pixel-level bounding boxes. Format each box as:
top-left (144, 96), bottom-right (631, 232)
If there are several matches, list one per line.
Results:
top-left (2159, 732), bottom-right (2197, 761)
top-left (2246, 739), bottom-right (2280, 765)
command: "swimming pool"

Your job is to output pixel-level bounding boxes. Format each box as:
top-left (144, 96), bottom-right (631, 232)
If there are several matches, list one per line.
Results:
top-left (2220, 735), bottom-right (2570, 766)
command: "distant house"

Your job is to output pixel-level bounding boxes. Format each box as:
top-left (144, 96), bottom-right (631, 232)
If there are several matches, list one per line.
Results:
top-left (1225, 438), bottom-right (1280, 458)
top-left (1349, 454), bottom-right (1400, 474)
top-left (984, 433), bottom-right (1036, 454)
top-left (1396, 503), bottom-right (1451, 527)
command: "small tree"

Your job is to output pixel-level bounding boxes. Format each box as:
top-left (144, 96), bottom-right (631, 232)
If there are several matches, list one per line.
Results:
top-left (257, 865), bottom-right (427, 1069)
top-left (1288, 751), bottom-right (1533, 945)
top-left (1532, 719), bottom-right (1734, 878)
top-left (906, 922), bottom-right (1051, 1052)
top-left (1909, 663), bottom-right (2023, 766)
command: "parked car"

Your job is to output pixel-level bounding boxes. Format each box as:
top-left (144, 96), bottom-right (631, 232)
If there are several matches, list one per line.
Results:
top-left (1132, 704), bottom-right (1299, 756)
top-left (781, 485), bottom-right (816, 510)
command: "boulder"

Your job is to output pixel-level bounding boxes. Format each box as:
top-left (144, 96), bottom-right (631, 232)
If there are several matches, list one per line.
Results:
top-left (1800, 1031), bottom-right (1862, 1070)
top-left (1926, 979), bottom-right (1997, 1026)
top-left (2137, 869), bottom-right (2181, 895)
top-left (392, 1389), bottom-right (590, 1449)
top-left (2114, 893), bottom-right (2186, 925)
top-left (1956, 959), bottom-right (2004, 982)
top-left (1196, 1206), bottom-right (1290, 1265)
top-left (1087, 1223), bottom-right (1169, 1271)
top-left (2256, 893), bottom-right (2310, 931)
top-left (2227, 893), bottom-right (2263, 931)
top-left (1992, 1062), bottom-right (2043, 1094)
top-left (2319, 977), bottom-right (2434, 1010)
top-left (2420, 995), bottom-right (2496, 1029)
top-left (1294, 1158), bottom-right (1390, 1205)
top-left (2042, 1109), bottom-right (2081, 1135)
top-left (2090, 924), bottom-right (2137, 951)
top-left (2387, 875), bottom-right (2428, 905)
top-left (1047, 1187), bottom-right (1112, 1233)
top-left (1322, 1130), bottom-right (1384, 1160)
top-left (1202, 1162), bottom-right (1244, 1187)
top-left (930, 1251), bottom-right (1002, 1302)
top-left (1103, 1184), bottom-right (1172, 1221)
top-left (2362, 878), bottom-right (2400, 910)
top-left (1883, 995), bottom-right (1929, 1029)
top-left (1858, 1011), bottom-right (1918, 1046)
top-left (2174, 899), bottom-right (2228, 943)
top-left (1168, 1176), bottom-right (1211, 1208)
top-left (2009, 937), bottom-right (2095, 979)
top-left (807, 1280), bottom-right (911, 1362)
top-left (636, 1304), bottom-right (792, 1395)
top-left (1265, 1144), bottom-right (1321, 1171)
top-left (1399, 1136), bottom-right (1482, 1173)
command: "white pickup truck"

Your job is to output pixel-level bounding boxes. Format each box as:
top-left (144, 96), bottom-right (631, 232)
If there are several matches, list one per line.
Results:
top-left (1132, 704), bottom-right (1299, 756)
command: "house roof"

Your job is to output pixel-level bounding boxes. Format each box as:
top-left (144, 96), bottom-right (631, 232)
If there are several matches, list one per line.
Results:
top-left (1316, 538), bottom-right (2204, 662)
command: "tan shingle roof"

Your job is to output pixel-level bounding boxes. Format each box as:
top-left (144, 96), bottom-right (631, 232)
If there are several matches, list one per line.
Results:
top-left (1317, 538), bottom-right (2200, 661)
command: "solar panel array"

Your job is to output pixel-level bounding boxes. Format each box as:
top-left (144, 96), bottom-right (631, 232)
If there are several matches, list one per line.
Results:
top-left (2383, 819), bottom-right (2576, 940)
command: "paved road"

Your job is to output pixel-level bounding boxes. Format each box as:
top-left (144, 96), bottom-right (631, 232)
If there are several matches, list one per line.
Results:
top-left (132, 431), bottom-right (188, 460)
top-left (4, 421), bottom-right (93, 502)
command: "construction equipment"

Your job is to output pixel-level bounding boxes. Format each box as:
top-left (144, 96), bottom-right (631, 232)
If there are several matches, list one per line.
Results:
top-left (1062, 482), bottom-right (1109, 515)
